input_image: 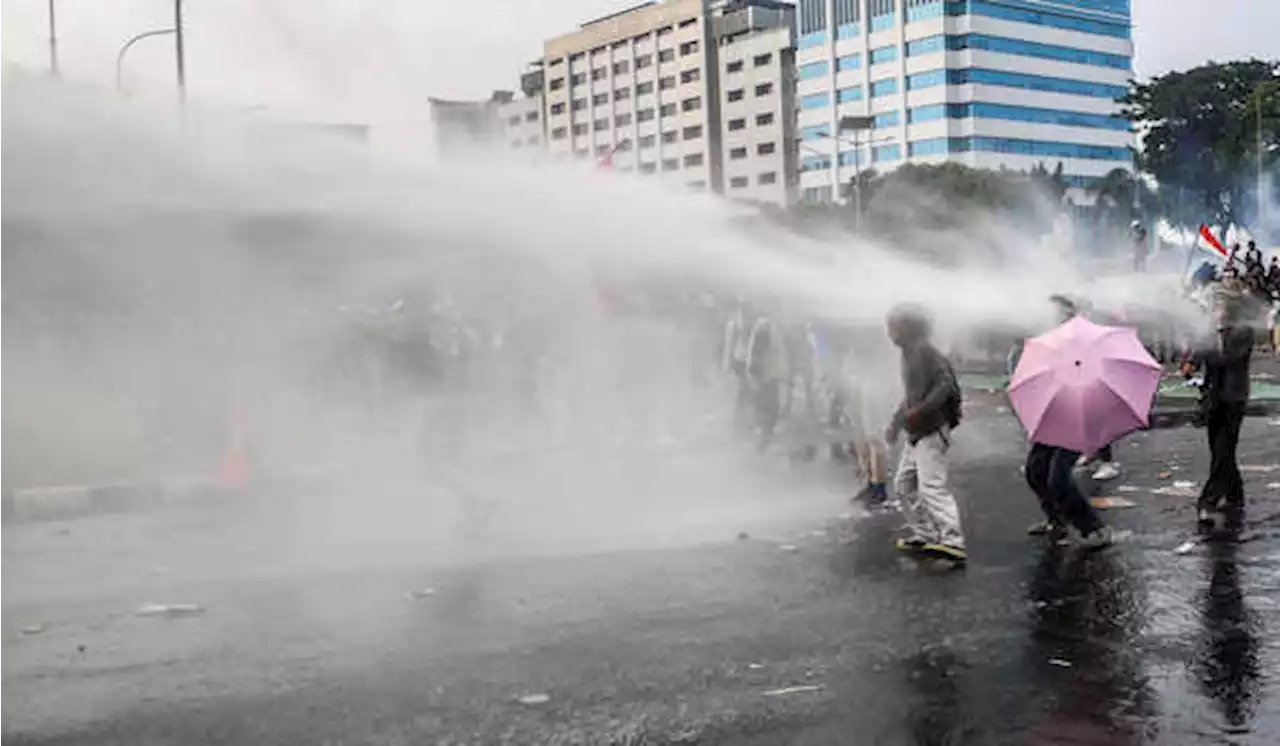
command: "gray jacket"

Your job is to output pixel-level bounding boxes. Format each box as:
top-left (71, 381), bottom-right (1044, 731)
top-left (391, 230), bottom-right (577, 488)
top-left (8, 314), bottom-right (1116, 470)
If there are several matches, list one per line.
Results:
top-left (890, 342), bottom-right (960, 444)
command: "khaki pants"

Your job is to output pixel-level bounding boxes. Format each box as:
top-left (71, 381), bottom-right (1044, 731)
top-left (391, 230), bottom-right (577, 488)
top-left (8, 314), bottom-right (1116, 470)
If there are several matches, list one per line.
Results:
top-left (855, 437), bottom-right (888, 486)
top-left (894, 429), bottom-right (965, 548)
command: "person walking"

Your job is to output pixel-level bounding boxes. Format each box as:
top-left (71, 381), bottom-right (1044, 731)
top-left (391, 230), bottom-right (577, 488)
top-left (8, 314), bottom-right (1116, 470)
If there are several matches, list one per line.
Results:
top-left (722, 304), bottom-right (752, 429)
top-left (1024, 442), bottom-right (1114, 547)
top-left (1183, 296), bottom-right (1254, 526)
top-left (884, 305), bottom-right (967, 562)
top-left (747, 311), bottom-right (788, 450)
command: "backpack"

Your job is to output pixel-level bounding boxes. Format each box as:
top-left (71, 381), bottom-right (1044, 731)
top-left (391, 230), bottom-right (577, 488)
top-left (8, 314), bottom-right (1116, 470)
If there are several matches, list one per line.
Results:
top-left (942, 359), bottom-right (963, 430)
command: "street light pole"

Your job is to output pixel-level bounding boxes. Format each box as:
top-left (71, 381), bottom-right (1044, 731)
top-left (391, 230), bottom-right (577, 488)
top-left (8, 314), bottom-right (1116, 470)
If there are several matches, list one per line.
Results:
top-left (47, 0), bottom-right (59, 77)
top-left (116, 28), bottom-right (177, 94)
top-left (174, 0), bottom-right (187, 105)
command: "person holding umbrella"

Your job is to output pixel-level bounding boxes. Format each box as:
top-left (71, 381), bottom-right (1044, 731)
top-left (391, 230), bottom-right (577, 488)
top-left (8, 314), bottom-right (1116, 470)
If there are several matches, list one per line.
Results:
top-left (1009, 315), bottom-right (1163, 547)
top-left (1182, 293), bottom-right (1254, 526)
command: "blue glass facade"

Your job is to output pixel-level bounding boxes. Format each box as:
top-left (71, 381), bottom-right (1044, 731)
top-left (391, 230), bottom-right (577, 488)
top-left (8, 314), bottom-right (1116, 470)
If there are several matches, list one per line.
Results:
top-left (836, 54), bottom-right (862, 71)
top-left (798, 61), bottom-right (829, 80)
top-left (904, 33), bottom-right (1130, 69)
top-left (946, 1), bottom-right (1131, 39)
top-left (907, 102), bottom-right (1130, 131)
top-left (906, 136), bottom-right (1130, 161)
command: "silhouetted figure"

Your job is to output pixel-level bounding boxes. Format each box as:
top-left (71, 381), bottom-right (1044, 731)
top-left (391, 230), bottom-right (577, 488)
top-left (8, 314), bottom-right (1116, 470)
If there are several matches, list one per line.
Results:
top-left (1193, 527), bottom-right (1261, 731)
top-left (1184, 297), bottom-right (1253, 526)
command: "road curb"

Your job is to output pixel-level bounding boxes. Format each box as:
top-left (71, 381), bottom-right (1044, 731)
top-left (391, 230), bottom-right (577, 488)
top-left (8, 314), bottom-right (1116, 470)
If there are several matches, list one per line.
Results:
top-left (1, 477), bottom-right (224, 524)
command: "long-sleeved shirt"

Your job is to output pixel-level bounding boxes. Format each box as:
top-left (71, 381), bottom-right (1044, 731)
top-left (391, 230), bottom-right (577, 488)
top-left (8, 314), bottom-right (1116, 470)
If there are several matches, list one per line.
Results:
top-left (890, 342), bottom-right (959, 443)
top-left (1190, 324), bottom-right (1254, 404)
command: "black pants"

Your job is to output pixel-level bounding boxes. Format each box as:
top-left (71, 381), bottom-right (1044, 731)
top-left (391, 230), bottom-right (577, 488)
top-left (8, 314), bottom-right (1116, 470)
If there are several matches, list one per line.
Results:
top-left (1200, 401), bottom-right (1247, 511)
top-left (1025, 442), bottom-right (1103, 535)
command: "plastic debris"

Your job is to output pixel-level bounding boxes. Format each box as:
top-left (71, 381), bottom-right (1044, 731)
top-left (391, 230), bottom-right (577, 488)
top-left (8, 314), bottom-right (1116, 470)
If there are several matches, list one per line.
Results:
top-left (1116, 485), bottom-right (1141, 493)
top-left (1158, 471), bottom-right (1174, 479)
top-left (1174, 540), bottom-right (1198, 555)
top-left (1151, 486), bottom-right (1197, 498)
top-left (778, 544), bottom-right (798, 553)
top-left (1048, 658), bottom-right (1073, 668)
top-left (135, 603), bottom-right (204, 618)
top-left (1267, 483), bottom-right (1280, 490)
top-left (747, 663), bottom-right (765, 670)
top-left (517, 693), bottom-right (551, 705)
top-left (406, 589), bottom-right (437, 600)
top-left (762, 684), bottom-right (824, 697)
top-left (1090, 497), bottom-right (1136, 509)
top-left (21, 624), bottom-right (47, 635)
top-left (1241, 465), bottom-right (1280, 473)
top-left (1173, 480), bottom-right (1196, 489)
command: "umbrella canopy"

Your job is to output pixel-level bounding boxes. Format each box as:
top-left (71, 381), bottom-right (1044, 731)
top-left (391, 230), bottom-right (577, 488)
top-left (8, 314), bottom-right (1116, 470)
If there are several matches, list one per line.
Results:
top-left (1008, 316), bottom-right (1162, 454)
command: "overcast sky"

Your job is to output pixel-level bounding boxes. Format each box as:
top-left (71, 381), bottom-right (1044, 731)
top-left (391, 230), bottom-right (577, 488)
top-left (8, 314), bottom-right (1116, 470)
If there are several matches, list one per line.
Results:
top-left (2, 0), bottom-right (1276, 124)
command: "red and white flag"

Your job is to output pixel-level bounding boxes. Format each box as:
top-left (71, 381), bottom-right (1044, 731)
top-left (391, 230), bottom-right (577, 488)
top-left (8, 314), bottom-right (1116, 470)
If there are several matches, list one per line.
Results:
top-left (1197, 223), bottom-right (1227, 257)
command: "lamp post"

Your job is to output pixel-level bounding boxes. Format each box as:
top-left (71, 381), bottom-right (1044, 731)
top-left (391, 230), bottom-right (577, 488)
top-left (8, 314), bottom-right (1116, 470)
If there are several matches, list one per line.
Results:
top-left (47, 0), bottom-right (59, 77)
top-left (116, 27), bottom-right (177, 94)
top-left (823, 115), bottom-right (880, 231)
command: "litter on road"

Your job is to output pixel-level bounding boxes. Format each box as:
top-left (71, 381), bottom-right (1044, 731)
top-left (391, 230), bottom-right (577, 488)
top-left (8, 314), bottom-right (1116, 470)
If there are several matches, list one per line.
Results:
top-left (1048, 658), bottom-right (1073, 668)
top-left (1151, 486), bottom-right (1198, 498)
top-left (1173, 480), bottom-right (1196, 489)
top-left (135, 603), bottom-right (205, 618)
top-left (762, 684), bottom-right (824, 697)
top-left (1241, 464), bottom-right (1280, 473)
top-left (1090, 497), bottom-right (1137, 509)
top-left (517, 693), bottom-right (551, 705)
top-left (1174, 540), bottom-right (1199, 555)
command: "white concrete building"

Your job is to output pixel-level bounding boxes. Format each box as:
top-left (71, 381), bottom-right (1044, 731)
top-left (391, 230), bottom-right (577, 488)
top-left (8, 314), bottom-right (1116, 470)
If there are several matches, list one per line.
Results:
top-left (498, 65), bottom-right (547, 152)
top-left (533, 0), bottom-right (795, 204)
top-left (794, 0), bottom-right (1135, 204)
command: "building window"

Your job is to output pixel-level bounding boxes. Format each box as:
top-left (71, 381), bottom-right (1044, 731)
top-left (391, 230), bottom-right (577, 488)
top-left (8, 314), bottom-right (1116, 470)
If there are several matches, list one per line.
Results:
top-left (549, 77), bottom-right (565, 91)
top-left (569, 52), bottom-right (584, 63)
top-left (873, 143), bottom-right (902, 162)
top-left (870, 78), bottom-right (898, 97)
top-left (507, 115), bottom-right (521, 126)
top-left (730, 176), bottom-right (749, 189)
top-left (571, 73), bottom-right (585, 86)
top-left (613, 60), bottom-right (630, 75)
top-left (662, 157), bottom-right (679, 171)
top-left (639, 134), bottom-right (656, 148)
top-left (755, 112), bottom-right (775, 126)
top-left (596, 143), bottom-right (613, 156)
top-left (680, 40), bottom-right (699, 56)
top-left (659, 75), bottom-right (676, 90)
top-left (873, 111), bottom-right (901, 128)
top-left (550, 102), bottom-right (566, 115)
top-left (612, 39), bottom-right (629, 50)
top-left (659, 48), bottom-right (676, 63)
top-left (575, 148), bottom-right (589, 157)
top-left (636, 54), bottom-right (653, 69)
top-left (837, 55), bottom-right (862, 74)
top-left (947, 68), bottom-right (1128, 99)
top-left (726, 60), bottom-right (744, 73)
top-left (906, 0), bottom-right (944, 22)
top-left (551, 127), bottom-right (567, 140)
top-left (758, 172), bottom-right (777, 185)
top-left (687, 179), bottom-right (707, 189)
top-left (905, 35), bottom-right (945, 57)
top-left (615, 113), bottom-right (633, 127)
top-left (959, 1), bottom-right (1129, 39)
top-left (679, 17), bottom-right (697, 28)
top-left (657, 25), bottom-right (674, 36)
top-left (757, 142), bottom-right (776, 155)
top-left (616, 138), bottom-right (633, 151)
top-left (798, 61), bottom-right (829, 80)
top-left (755, 82), bottom-right (773, 97)
top-left (729, 146), bottom-right (747, 160)
top-left (728, 89), bottom-right (745, 102)
top-left (800, 124), bottom-right (831, 140)
top-left (615, 87), bottom-right (631, 100)
top-left (639, 162), bottom-right (657, 174)
top-left (799, 0), bottom-right (828, 34)
top-left (837, 86), bottom-right (863, 103)
top-left (593, 93), bottom-right (609, 105)
top-left (662, 130), bottom-right (678, 144)
top-left (525, 111), bottom-right (538, 122)
top-left (682, 96), bottom-right (702, 112)
top-left (906, 69), bottom-right (945, 90)
top-left (592, 67), bottom-right (607, 81)
top-left (753, 53), bottom-right (772, 67)
top-left (572, 123), bottom-right (588, 135)
top-left (683, 125), bottom-right (703, 140)
top-left (572, 98), bottom-right (587, 111)
top-left (728, 118), bottom-right (746, 131)
top-left (801, 155), bottom-right (831, 172)
top-left (684, 153), bottom-right (704, 167)
top-left (527, 134), bottom-right (539, 144)
top-left (869, 45), bottom-right (898, 65)
top-left (548, 57), bottom-right (564, 68)
top-left (908, 137), bottom-right (949, 156)
top-left (799, 92), bottom-right (830, 109)
top-left (660, 102), bottom-right (677, 117)
top-left (947, 33), bottom-right (1131, 69)
top-left (681, 68), bottom-right (701, 84)
top-left (637, 108), bottom-right (655, 122)
top-left (797, 31), bottom-right (827, 50)
top-left (636, 81), bottom-right (654, 95)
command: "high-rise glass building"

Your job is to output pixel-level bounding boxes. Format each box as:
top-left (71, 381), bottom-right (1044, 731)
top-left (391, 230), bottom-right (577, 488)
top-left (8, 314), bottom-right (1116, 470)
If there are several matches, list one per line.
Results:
top-left (794, 0), bottom-right (1134, 204)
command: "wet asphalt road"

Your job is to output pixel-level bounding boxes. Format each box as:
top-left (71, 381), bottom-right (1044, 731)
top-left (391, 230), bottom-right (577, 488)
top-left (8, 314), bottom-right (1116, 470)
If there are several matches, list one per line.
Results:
top-left (6, 419), bottom-right (1280, 745)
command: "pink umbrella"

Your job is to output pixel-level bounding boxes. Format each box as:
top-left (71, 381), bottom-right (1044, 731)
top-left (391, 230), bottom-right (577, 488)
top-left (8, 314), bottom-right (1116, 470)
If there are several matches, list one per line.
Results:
top-left (1008, 315), bottom-right (1162, 454)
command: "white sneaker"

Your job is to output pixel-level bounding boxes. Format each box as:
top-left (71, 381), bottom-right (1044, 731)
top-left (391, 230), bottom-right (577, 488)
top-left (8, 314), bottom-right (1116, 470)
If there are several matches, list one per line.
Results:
top-left (1092, 462), bottom-right (1122, 481)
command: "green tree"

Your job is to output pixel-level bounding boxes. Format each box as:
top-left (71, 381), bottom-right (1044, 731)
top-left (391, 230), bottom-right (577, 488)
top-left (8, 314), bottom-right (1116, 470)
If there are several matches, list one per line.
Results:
top-left (1122, 59), bottom-right (1280, 231)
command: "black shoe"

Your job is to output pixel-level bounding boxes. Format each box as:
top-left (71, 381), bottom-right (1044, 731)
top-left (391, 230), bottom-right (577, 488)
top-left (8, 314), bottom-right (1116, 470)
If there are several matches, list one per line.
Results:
top-left (895, 536), bottom-right (928, 552)
top-left (1027, 520), bottom-right (1066, 538)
